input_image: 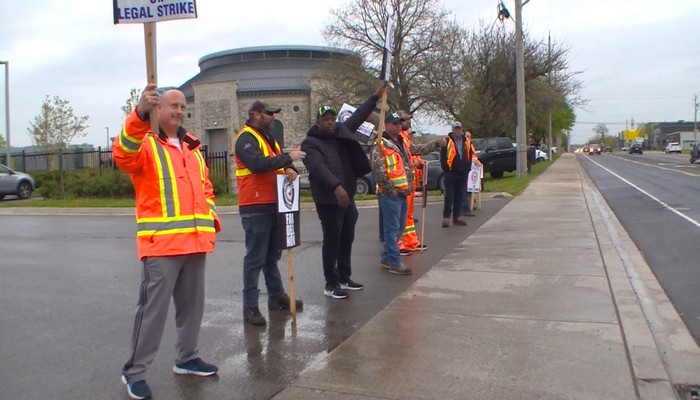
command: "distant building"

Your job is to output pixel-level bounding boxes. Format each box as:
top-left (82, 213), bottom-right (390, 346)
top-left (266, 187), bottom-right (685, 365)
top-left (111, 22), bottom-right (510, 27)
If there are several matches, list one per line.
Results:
top-left (651, 121), bottom-right (699, 148)
top-left (178, 45), bottom-right (356, 155)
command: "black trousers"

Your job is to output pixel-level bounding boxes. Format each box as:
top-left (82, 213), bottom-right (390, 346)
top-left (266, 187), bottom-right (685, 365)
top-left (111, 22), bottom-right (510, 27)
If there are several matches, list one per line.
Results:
top-left (443, 171), bottom-right (466, 219)
top-left (315, 200), bottom-right (359, 286)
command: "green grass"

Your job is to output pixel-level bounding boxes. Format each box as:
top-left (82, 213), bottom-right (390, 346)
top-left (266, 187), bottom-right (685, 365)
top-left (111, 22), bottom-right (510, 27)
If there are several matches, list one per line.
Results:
top-left (481, 155), bottom-right (559, 196)
top-left (4, 156), bottom-right (557, 207)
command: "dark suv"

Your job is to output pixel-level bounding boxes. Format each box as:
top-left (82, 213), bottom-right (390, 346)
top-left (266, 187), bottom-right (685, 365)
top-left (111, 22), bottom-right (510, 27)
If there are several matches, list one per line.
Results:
top-left (473, 137), bottom-right (533, 178)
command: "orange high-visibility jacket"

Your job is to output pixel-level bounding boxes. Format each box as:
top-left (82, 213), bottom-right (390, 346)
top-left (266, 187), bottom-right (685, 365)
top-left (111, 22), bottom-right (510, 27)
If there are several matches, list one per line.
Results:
top-left (113, 110), bottom-right (220, 260)
top-left (233, 125), bottom-right (285, 207)
top-left (445, 136), bottom-right (475, 170)
top-left (376, 138), bottom-right (410, 194)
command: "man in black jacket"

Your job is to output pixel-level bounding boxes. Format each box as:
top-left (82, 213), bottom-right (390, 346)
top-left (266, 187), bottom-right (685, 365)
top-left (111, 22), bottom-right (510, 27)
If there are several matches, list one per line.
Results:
top-left (301, 83), bottom-right (388, 299)
top-left (440, 121), bottom-right (472, 227)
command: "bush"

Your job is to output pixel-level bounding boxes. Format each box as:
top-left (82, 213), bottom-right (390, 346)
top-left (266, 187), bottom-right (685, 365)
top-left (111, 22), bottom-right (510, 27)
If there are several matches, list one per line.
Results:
top-left (33, 169), bottom-right (134, 199)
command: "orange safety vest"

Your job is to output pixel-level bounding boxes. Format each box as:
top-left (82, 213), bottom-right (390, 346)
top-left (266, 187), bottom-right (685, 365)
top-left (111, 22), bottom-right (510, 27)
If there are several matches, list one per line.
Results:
top-left (377, 138), bottom-right (410, 193)
top-left (445, 136), bottom-right (473, 170)
top-left (113, 110), bottom-right (219, 260)
top-left (233, 125), bottom-right (285, 206)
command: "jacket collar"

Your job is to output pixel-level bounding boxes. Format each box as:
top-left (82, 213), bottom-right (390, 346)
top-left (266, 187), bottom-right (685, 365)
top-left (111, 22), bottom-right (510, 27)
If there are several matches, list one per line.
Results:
top-left (157, 126), bottom-right (200, 150)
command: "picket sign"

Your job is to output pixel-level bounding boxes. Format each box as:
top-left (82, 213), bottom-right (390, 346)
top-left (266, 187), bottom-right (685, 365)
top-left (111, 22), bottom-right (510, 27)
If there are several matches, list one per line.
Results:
top-left (113, 0), bottom-right (198, 133)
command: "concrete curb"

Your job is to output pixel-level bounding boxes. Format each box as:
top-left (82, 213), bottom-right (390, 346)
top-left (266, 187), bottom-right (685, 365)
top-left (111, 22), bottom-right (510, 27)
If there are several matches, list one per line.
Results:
top-left (0, 193), bottom-right (513, 216)
top-left (578, 158), bottom-right (700, 398)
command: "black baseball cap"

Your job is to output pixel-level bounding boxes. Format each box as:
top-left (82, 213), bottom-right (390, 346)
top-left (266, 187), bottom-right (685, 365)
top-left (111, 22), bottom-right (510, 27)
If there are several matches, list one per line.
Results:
top-left (385, 112), bottom-right (403, 124)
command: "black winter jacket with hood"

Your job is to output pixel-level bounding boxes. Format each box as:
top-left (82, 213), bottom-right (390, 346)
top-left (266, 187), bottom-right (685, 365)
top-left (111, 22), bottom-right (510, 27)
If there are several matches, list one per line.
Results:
top-left (301, 94), bottom-right (378, 204)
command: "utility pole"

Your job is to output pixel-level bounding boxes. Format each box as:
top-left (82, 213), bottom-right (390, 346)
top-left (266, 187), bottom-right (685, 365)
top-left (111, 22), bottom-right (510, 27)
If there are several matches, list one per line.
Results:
top-left (694, 94), bottom-right (698, 146)
top-left (0, 61), bottom-right (9, 167)
top-left (105, 127), bottom-right (110, 149)
top-left (514, 0), bottom-right (528, 177)
top-left (547, 32), bottom-right (553, 162)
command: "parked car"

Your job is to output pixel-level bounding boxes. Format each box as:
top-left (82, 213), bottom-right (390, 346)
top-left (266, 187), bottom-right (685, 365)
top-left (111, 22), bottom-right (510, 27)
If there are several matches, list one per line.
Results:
top-left (628, 143), bottom-right (643, 155)
top-left (473, 137), bottom-right (533, 178)
top-left (665, 142), bottom-right (682, 154)
top-left (0, 164), bottom-right (35, 200)
top-left (356, 151), bottom-right (445, 195)
top-left (535, 149), bottom-right (548, 162)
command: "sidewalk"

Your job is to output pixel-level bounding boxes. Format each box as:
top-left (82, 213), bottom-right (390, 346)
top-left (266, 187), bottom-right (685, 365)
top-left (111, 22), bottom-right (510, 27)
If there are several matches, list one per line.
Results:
top-left (274, 153), bottom-right (700, 400)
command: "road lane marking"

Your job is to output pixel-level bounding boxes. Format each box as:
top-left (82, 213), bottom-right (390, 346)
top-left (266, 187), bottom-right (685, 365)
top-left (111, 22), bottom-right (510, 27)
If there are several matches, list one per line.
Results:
top-left (584, 157), bottom-right (700, 229)
top-left (607, 154), bottom-right (700, 177)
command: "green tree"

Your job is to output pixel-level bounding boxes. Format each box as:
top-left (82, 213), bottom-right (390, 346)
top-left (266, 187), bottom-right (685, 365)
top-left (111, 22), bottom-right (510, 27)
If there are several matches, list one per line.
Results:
top-left (122, 87), bottom-right (140, 117)
top-left (0, 133), bottom-right (6, 149)
top-left (27, 95), bottom-right (89, 197)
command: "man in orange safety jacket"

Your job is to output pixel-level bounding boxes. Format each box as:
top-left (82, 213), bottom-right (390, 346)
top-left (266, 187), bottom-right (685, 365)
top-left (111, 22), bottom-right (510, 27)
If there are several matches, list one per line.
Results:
top-left (114, 84), bottom-right (221, 400)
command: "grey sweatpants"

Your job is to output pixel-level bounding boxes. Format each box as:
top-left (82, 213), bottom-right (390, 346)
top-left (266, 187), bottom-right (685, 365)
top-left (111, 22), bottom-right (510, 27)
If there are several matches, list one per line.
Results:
top-left (122, 253), bottom-right (206, 382)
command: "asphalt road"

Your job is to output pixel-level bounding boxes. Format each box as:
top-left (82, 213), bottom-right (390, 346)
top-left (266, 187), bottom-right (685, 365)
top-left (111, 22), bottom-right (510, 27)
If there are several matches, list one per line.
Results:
top-left (0, 195), bottom-right (509, 399)
top-left (578, 151), bottom-right (700, 344)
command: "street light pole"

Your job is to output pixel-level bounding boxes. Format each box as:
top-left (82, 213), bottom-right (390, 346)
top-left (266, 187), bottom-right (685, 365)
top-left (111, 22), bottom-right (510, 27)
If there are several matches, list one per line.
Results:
top-left (694, 94), bottom-right (698, 146)
top-left (514, 0), bottom-right (528, 177)
top-left (0, 61), bottom-right (10, 167)
top-left (105, 127), bottom-right (110, 149)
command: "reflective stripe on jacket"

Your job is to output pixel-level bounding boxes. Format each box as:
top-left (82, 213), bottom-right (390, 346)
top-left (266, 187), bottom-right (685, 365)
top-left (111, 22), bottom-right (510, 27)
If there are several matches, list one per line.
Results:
top-left (376, 138), bottom-right (409, 194)
top-left (113, 110), bottom-right (219, 260)
top-left (234, 126), bottom-right (285, 207)
top-left (445, 136), bottom-right (473, 171)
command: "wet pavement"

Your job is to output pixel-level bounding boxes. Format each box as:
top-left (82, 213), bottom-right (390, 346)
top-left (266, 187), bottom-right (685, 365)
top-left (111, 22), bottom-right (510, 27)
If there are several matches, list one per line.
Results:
top-left (0, 193), bottom-right (509, 399)
top-left (3, 154), bottom-right (699, 400)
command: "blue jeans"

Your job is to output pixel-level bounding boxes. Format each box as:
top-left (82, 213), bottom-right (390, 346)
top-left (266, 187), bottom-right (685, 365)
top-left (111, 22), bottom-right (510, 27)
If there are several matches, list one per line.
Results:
top-left (241, 214), bottom-right (285, 307)
top-left (378, 194), bottom-right (407, 267)
top-left (443, 171), bottom-right (466, 219)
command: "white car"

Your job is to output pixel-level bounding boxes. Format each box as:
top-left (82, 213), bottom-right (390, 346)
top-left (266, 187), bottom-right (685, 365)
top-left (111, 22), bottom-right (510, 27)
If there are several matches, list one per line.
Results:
top-left (665, 142), bottom-right (682, 154)
top-left (535, 149), bottom-right (548, 162)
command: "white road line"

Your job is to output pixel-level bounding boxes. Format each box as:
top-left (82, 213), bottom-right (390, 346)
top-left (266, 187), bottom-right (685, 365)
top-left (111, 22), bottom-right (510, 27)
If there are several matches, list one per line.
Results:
top-left (585, 157), bottom-right (700, 229)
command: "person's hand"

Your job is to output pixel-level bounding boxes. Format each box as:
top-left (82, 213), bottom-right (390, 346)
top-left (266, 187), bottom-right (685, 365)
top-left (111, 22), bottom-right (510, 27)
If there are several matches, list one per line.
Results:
top-left (374, 82), bottom-right (389, 98)
top-left (413, 158), bottom-right (425, 168)
top-left (285, 168), bottom-right (298, 183)
top-left (136, 84), bottom-right (159, 120)
top-left (289, 145), bottom-right (305, 161)
top-left (334, 185), bottom-right (350, 208)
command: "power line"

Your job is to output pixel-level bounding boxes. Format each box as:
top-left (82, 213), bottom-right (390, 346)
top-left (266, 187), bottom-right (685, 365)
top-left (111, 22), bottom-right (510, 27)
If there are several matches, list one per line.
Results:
top-left (588, 94), bottom-right (694, 101)
top-left (576, 121), bottom-right (628, 125)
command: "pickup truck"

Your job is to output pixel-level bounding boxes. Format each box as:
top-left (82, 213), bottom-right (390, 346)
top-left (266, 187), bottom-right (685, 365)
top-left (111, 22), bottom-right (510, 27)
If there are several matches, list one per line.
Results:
top-left (473, 137), bottom-right (534, 178)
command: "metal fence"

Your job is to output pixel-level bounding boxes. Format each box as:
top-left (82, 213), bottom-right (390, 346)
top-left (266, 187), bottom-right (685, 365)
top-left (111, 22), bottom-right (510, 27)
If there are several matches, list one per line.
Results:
top-left (1, 146), bottom-right (231, 193)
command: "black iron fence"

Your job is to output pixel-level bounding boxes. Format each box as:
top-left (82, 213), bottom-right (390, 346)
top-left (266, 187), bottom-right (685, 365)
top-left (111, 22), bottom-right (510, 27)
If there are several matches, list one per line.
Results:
top-left (1, 146), bottom-right (231, 193)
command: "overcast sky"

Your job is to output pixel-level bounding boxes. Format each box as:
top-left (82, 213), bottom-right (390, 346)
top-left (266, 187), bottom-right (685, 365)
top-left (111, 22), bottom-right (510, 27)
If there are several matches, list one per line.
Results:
top-left (1, 0), bottom-right (698, 149)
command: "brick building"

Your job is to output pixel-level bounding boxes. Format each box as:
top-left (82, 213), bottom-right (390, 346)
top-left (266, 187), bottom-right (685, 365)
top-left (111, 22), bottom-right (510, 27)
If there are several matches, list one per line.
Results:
top-left (178, 45), bottom-right (355, 155)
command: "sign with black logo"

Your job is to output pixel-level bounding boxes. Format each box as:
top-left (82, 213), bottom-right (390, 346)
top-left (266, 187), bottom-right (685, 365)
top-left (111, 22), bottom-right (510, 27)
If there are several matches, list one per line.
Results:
top-left (276, 175), bottom-right (300, 249)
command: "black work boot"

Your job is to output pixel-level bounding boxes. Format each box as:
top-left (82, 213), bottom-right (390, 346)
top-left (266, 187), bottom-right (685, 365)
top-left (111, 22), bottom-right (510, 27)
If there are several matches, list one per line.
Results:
top-left (268, 293), bottom-right (304, 311)
top-left (243, 306), bottom-right (266, 326)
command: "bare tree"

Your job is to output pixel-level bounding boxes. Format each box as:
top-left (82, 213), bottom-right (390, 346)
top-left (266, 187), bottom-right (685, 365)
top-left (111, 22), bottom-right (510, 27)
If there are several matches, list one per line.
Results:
top-left (122, 87), bottom-right (141, 117)
top-left (425, 22), bottom-right (582, 140)
top-left (593, 123), bottom-right (609, 142)
top-left (28, 95), bottom-right (89, 197)
top-left (323, 0), bottom-right (454, 114)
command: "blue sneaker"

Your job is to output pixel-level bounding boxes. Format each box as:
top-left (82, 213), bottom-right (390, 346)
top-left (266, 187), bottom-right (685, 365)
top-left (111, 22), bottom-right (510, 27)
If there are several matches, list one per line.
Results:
top-left (121, 375), bottom-right (152, 400)
top-left (172, 357), bottom-right (218, 377)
